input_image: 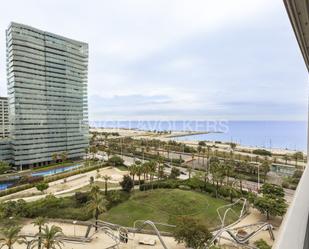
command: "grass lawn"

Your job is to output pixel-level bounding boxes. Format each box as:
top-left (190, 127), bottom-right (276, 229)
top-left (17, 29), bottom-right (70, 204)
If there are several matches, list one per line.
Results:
top-left (101, 189), bottom-right (241, 231)
top-left (31, 161), bottom-right (81, 172)
top-left (116, 165), bottom-right (128, 171)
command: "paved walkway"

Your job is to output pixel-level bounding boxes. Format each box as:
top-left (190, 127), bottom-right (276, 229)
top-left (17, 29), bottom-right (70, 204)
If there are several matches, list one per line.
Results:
top-left (1, 167), bottom-right (128, 202)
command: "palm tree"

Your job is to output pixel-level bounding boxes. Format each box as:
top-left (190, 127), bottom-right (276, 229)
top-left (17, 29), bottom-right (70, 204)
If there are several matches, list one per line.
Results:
top-left (283, 154), bottom-right (290, 165)
top-left (136, 165), bottom-right (143, 185)
top-left (292, 151), bottom-right (304, 167)
top-left (236, 173), bottom-right (244, 193)
top-left (60, 152), bottom-right (67, 163)
top-left (51, 153), bottom-right (58, 163)
top-left (188, 165), bottom-right (192, 179)
top-left (206, 146), bottom-right (211, 159)
top-left (157, 164), bottom-right (165, 180)
top-left (148, 160), bottom-right (157, 183)
top-left (0, 225), bottom-right (26, 249)
top-left (32, 217), bottom-right (48, 249)
top-left (102, 175), bottom-right (111, 195)
top-left (191, 153), bottom-right (195, 170)
top-left (105, 148), bottom-right (111, 161)
top-left (225, 159), bottom-right (235, 184)
top-left (201, 148), bottom-right (206, 167)
top-left (261, 160), bottom-right (270, 182)
top-left (32, 225), bottom-right (63, 249)
top-left (197, 146), bottom-right (202, 164)
top-left (129, 164), bottom-right (137, 185)
top-left (142, 163), bottom-right (149, 180)
top-left (87, 186), bottom-right (107, 230)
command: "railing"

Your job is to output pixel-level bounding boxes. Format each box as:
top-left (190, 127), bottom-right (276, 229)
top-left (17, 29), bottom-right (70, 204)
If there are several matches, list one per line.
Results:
top-left (274, 0), bottom-right (309, 248)
top-left (273, 164), bottom-right (309, 249)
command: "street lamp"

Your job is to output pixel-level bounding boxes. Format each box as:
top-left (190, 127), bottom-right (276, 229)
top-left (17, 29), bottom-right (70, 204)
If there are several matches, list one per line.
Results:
top-left (257, 164), bottom-right (260, 191)
top-left (73, 220), bottom-right (77, 237)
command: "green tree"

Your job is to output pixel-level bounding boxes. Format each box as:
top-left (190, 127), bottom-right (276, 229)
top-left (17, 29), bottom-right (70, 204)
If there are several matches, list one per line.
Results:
top-left (169, 167), bottom-right (180, 179)
top-left (261, 160), bottom-right (270, 182)
top-left (292, 151), bottom-right (304, 167)
top-left (33, 225), bottom-right (64, 249)
top-left (282, 154), bottom-right (290, 165)
top-left (0, 161), bottom-right (11, 174)
top-left (0, 225), bottom-right (26, 249)
top-left (260, 183), bottom-right (285, 198)
top-left (102, 175), bottom-right (111, 195)
top-left (89, 176), bottom-right (94, 185)
top-left (230, 143), bottom-right (237, 150)
top-left (51, 153), bottom-right (58, 163)
top-left (36, 183), bottom-right (49, 193)
top-left (173, 217), bottom-right (212, 249)
top-left (136, 165), bottom-right (143, 185)
top-left (198, 141), bottom-right (206, 147)
top-left (209, 157), bottom-right (224, 197)
top-left (129, 164), bottom-right (137, 184)
top-left (120, 175), bottom-right (134, 192)
top-left (32, 217), bottom-right (48, 249)
top-left (60, 152), bottom-right (68, 162)
top-left (148, 160), bottom-right (157, 182)
top-left (87, 185), bottom-right (107, 230)
top-left (254, 183), bottom-right (287, 220)
top-left (224, 159), bottom-right (235, 184)
top-left (254, 239), bottom-right (271, 249)
top-left (108, 155), bottom-right (124, 166)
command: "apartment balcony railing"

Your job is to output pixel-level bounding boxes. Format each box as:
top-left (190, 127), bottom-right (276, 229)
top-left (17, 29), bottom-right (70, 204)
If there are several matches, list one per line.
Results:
top-left (273, 0), bottom-right (309, 248)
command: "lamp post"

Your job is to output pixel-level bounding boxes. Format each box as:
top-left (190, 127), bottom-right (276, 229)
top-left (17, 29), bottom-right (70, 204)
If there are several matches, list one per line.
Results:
top-left (257, 164), bottom-right (260, 191)
top-left (73, 220), bottom-right (77, 237)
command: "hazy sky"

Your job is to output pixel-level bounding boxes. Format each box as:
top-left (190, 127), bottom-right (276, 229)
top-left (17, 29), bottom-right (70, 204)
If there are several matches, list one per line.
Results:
top-left (0, 0), bottom-right (308, 121)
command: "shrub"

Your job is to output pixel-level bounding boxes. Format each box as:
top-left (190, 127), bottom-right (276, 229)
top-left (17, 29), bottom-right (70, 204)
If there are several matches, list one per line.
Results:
top-left (108, 156), bottom-right (124, 166)
top-left (178, 185), bottom-right (191, 190)
top-left (120, 175), bottom-right (134, 192)
top-left (0, 161), bottom-right (11, 174)
top-left (139, 180), bottom-right (181, 191)
top-left (36, 182), bottom-right (49, 193)
top-left (169, 167), bottom-right (181, 179)
top-left (184, 178), bottom-right (204, 190)
top-left (26, 195), bottom-right (92, 220)
top-left (106, 190), bottom-right (130, 209)
top-left (0, 199), bottom-right (29, 218)
top-left (293, 170), bottom-right (303, 179)
top-left (281, 182), bottom-right (289, 188)
top-left (252, 149), bottom-right (272, 156)
top-left (173, 216), bottom-right (212, 249)
top-left (18, 175), bottom-right (44, 185)
top-left (75, 192), bottom-right (89, 204)
top-left (198, 141), bottom-right (206, 146)
top-left (254, 239), bottom-right (271, 249)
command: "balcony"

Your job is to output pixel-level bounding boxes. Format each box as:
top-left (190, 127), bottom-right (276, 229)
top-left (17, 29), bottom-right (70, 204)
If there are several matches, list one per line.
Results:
top-left (273, 0), bottom-right (309, 248)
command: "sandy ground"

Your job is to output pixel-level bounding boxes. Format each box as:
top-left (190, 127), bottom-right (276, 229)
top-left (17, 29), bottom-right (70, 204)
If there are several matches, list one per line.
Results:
top-left (1, 167), bottom-right (128, 202)
top-left (13, 208), bottom-right (279, 249)
top-left (218, 208), bottom-right (282, 247)
top-left (91, 127), bottom-right (306, 168)
top-left (15, 220), bottom-right (185, 249)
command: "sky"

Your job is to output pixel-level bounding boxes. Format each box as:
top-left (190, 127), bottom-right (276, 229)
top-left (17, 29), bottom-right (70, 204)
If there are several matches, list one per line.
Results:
top-left (0, 0), bottom-right (308, 121)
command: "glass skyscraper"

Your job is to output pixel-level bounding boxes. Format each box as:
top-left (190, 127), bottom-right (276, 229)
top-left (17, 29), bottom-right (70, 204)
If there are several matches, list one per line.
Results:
top-left (6, 22), bottom-right (89, 168)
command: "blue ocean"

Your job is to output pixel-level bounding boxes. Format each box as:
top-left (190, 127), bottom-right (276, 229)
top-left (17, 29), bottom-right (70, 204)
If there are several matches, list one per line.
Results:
top-left (91, 121), bottom-right (307, 152)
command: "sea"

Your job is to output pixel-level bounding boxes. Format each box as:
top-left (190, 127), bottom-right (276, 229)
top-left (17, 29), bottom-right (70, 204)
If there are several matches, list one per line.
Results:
top-left (90, 120), bottom-right (307, 152)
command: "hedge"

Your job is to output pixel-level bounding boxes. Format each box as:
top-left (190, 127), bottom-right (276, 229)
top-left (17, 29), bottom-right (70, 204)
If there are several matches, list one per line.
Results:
top-left (139, 178), bottom-right (246, 201)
